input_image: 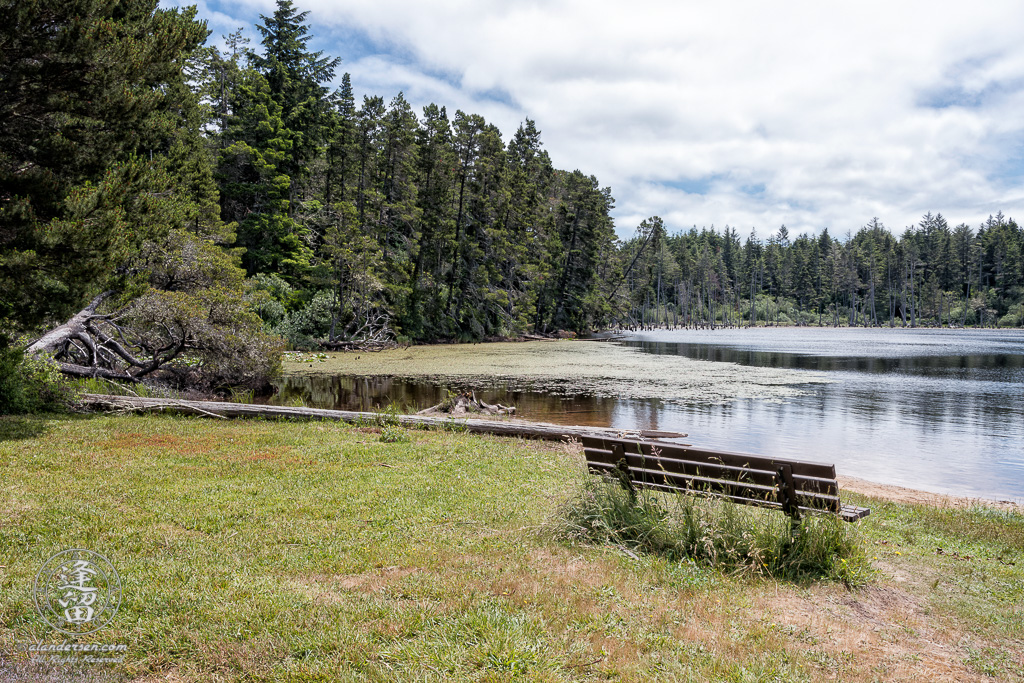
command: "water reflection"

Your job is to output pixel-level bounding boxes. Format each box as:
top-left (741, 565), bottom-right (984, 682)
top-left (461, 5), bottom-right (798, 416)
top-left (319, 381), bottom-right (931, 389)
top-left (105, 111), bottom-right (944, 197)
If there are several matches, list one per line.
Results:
top-left (272, 375), bottom-right (621, 427)
top-left (274, 328), bottom-right (1024, 501)
top-left (627, 340), bottom-right (1024, 378)
top-left (622, 329), bottom-right (1024, 500)
top-left (646, 379), bottom-right (1024, 500)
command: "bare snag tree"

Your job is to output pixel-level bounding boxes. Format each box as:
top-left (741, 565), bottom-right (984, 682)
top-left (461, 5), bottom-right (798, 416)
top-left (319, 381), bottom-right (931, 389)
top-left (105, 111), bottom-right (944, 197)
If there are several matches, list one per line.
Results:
top-left (28, 288), bottom-right (282, 390)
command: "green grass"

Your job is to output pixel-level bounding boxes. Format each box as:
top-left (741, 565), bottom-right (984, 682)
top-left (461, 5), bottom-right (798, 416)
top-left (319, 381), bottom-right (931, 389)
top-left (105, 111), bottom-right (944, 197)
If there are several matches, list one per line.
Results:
top-left (0, 414), bottom-right (1022, 681)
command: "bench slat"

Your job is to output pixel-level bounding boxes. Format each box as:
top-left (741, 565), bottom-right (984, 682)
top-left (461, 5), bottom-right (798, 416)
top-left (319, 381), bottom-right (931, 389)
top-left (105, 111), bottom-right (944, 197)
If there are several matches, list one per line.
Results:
top-left (582, 435), bottom-right (868, 521)
top-left (580, 436), bottom-right (837, 480)
top-left (628, 479), bottom-right (845, 517)
top-left (630, 466), bottom-right (778, 501)
top-left (586, 448), bottom-right (778, 487)
top-left (586, 459), bottom-right (843, 513)
top-left (584, 448), bottom-right (840, 497)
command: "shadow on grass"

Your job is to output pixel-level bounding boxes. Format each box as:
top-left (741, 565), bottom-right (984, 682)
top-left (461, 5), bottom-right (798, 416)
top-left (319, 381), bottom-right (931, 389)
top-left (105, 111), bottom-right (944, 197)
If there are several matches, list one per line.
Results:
top-left (0, 413), bottom-right (94, 441)
top-left (0, 416), bottom-right (51, 441)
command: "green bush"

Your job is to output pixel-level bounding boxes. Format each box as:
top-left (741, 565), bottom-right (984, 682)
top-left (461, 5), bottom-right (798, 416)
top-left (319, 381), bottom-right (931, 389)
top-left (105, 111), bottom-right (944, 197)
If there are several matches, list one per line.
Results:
top-left (274, 289), bottom-right (335, 350)
top-left (998, 302), bottom-right (1024, 328)
top-left (246, 273), bottom-right (296, 328)
top-left (375, 403), bottom-right (402, 427)
top-left (556, 476), bottom-right (872, 585)
top-left (0, 347), bottom-right (75, 414)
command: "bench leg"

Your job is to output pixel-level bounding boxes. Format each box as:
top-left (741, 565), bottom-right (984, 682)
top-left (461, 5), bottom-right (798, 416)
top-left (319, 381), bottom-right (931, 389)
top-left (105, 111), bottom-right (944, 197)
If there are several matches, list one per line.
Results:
top-left (776, 464), bottom-right (802, 523)
top-left (611, 444), bottom-right (636, 502)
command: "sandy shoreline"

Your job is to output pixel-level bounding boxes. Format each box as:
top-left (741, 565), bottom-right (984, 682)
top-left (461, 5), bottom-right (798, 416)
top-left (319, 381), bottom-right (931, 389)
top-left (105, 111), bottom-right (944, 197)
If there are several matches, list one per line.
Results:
top-left (838, 475), bottom-right (1024, 512)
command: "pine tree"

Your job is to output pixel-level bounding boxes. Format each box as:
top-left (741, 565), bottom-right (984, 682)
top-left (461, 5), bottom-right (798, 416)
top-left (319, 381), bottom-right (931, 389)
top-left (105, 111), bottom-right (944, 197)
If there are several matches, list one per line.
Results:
top-left (0, 0), bottom-right (209, 336)
top-left (405, 104), bottom-right (455, 339)
top-left (379, 93), bottom-right (421, 268)
top-left (213, 0), bottom-right (339, 282)
top-left (502, 120), bottom-right (555, 330)
top-left (252, 0), bottom-right (340, 184)
top-left (544, 171), bottom-right (616, 333)
top-left (324, 73), bottom-right (358, 207)
top-left (217, 68), bottom-right (310, 279)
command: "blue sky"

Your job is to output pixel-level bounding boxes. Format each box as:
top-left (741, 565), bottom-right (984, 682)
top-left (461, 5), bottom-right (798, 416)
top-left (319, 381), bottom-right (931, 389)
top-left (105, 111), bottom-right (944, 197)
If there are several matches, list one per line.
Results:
top-left (172, 0), bottom-right (1024, 240)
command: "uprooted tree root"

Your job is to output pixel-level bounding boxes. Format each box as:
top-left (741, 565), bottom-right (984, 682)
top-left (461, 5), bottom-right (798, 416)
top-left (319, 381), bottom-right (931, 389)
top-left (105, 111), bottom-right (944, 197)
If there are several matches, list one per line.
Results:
top-left (417, 391), bottom-right (516, 417)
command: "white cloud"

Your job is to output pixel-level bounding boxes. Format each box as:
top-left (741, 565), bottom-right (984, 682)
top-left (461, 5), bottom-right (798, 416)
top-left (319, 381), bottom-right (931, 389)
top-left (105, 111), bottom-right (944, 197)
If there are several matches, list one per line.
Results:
top-left (344, 57), bottom-right (521, 132)
top-left (204, 0), bottom-right (1024, 237)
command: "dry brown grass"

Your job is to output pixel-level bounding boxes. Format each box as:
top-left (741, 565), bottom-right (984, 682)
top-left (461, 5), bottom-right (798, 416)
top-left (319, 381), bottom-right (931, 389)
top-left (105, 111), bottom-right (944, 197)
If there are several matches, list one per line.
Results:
top-left (273, 541), bottom-right (1012, 681)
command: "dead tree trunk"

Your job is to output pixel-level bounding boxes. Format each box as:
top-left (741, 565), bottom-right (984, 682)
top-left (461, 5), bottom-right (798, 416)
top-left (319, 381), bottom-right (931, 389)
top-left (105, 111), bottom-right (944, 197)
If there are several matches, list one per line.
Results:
top-left (27, 292), bottom-right (111, 357)
top-left (26, 292), bottom-right (145, 382)
top-left (26, 291), bottom-right (180, 382)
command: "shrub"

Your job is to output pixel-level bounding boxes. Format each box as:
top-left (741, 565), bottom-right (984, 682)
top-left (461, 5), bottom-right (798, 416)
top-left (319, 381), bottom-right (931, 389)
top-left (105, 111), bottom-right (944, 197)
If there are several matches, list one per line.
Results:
top-left (246, 273), bottom-right (296, 328)
top-left (0, 347), bottom-right (75, 414)
top-left (998, 302), bottom-right (1024, 328)
top-left (274, 290), bottom-right (335, 350)
top-left (375, 403), bottom-right (402, 427)
top-left (556, 476), bottom-right (872, 585)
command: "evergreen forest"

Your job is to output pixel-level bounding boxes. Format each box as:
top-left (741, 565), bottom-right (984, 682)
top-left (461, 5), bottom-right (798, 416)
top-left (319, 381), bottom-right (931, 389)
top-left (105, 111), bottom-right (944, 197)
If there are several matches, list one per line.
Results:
top-left (3, 0), bottom-right (1024, 399)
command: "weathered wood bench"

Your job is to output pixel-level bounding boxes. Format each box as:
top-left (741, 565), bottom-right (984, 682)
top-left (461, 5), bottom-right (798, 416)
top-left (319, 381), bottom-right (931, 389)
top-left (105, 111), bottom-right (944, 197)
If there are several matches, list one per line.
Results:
top-left (581, 436), bottom-right (869, 522)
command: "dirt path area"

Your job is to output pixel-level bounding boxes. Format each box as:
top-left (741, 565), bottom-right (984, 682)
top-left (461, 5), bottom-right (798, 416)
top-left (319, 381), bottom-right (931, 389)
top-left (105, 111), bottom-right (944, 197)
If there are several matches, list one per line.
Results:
top-left (839, 475), bottom-right (1024, 512)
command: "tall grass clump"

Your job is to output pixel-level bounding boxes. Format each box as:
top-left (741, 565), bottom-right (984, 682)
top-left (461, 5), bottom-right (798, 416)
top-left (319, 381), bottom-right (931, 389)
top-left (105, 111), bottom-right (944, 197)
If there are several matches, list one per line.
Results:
top-left (229, 386), bottom-right (256, 404)
top-left (379, 424), bottom-right (410, 443)
top-left (556, 476), bottom-right (872, 585)
top-left (374, 401), bottom-right (403, 427)
top-left (69, 376), bottom-right (169, 399)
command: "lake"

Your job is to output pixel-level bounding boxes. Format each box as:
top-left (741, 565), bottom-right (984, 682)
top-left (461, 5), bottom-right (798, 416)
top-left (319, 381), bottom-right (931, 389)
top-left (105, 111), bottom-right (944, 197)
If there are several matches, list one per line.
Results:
top-left (274, 328), bottom-right (1024, 501)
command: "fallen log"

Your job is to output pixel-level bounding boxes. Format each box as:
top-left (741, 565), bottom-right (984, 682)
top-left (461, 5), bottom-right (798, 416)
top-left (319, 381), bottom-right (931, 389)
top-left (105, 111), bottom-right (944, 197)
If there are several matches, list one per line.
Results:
top-left (80, 394), bottom-right (687, 442)
top-left (55, 362), bottom-right (144, 382)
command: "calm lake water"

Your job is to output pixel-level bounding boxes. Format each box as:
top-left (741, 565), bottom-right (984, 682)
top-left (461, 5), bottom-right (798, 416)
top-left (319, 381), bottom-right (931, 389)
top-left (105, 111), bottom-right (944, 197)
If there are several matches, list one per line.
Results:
top-left (274, 328), bottom-right (1024, 501)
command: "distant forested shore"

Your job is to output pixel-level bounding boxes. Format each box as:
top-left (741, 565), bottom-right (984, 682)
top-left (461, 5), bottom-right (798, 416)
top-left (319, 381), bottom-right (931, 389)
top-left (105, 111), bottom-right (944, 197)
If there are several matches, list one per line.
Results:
top-left (614, 213), bottom-right (1024, 330)
top-left (3, 0), bottom-right (1023, 408)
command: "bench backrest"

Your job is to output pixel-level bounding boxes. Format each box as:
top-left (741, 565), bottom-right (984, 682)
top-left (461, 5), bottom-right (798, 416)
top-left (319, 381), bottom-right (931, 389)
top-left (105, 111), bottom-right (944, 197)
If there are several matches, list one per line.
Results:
top-left (580, 435), bottom-right (868, 521)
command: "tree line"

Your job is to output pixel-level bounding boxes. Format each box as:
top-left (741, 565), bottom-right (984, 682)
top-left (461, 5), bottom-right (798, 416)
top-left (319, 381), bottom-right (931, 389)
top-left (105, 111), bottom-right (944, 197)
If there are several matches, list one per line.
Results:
top-left (2, 0), bottom-right (1023, 409)
top-left (617, 213), bottom-right (1024, 330)
top-left (196, 0), bottom-right (1024, 338)
top-left (200, 2), bottom-right (617, 346)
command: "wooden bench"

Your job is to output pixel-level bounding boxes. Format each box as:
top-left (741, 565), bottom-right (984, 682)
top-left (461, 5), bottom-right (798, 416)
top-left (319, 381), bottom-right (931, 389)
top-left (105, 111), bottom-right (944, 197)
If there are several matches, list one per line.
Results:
top-left (580, 436), bottom-right (869, 522)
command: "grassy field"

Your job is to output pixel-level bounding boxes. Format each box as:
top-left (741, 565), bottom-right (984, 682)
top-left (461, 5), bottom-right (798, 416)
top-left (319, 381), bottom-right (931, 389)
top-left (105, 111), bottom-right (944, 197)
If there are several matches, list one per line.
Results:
top-left (0, 413), bottom-right (1022, 682)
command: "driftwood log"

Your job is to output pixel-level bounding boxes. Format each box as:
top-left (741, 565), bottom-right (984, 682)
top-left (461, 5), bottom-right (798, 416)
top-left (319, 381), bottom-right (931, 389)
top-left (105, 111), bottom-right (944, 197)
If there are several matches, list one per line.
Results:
top-left (416, 391), bottom-right (516, 416)
top-left (81, 394), bottom-right (688, 442)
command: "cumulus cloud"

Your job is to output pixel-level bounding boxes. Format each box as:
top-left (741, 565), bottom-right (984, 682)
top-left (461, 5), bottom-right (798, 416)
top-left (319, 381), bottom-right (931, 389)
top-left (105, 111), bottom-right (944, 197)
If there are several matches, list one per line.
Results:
top-left (190, 0), bottom-right (1024, 238)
